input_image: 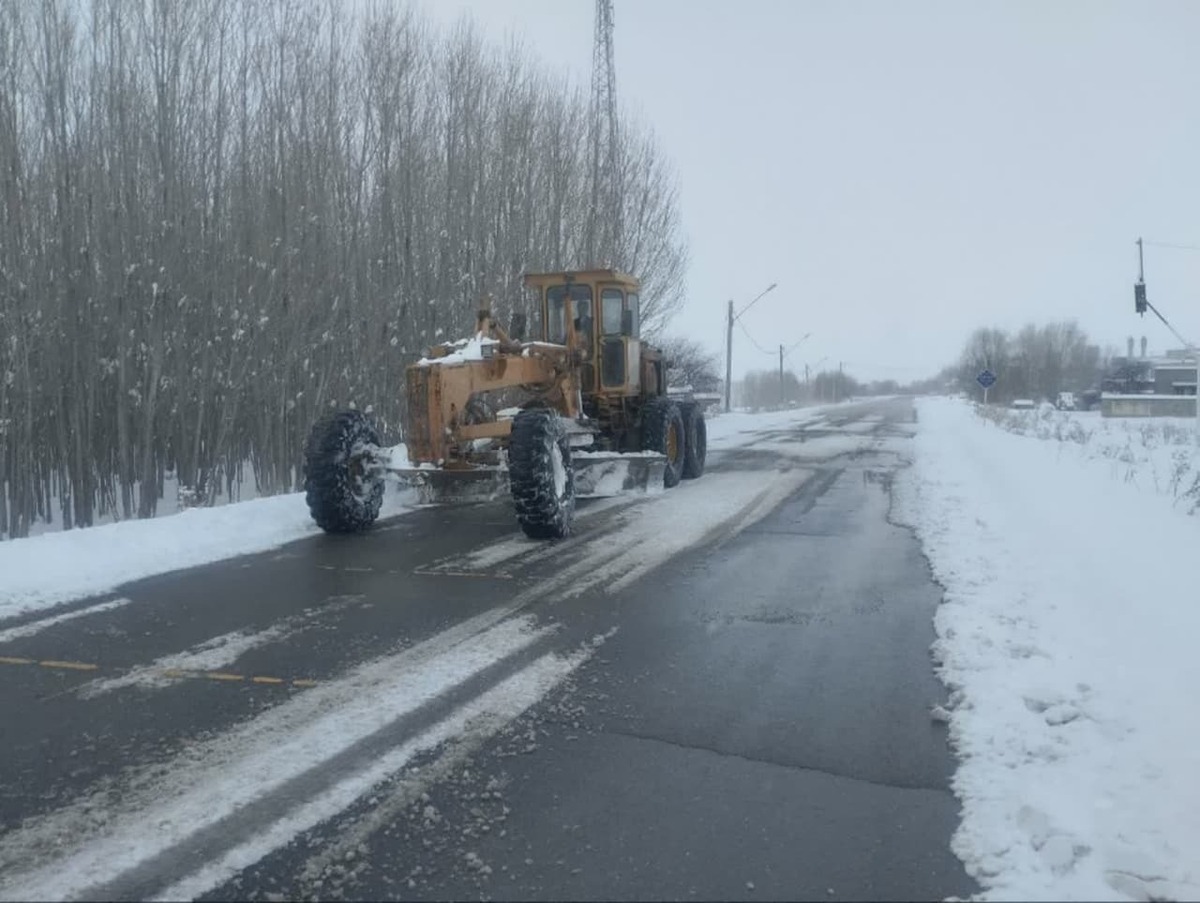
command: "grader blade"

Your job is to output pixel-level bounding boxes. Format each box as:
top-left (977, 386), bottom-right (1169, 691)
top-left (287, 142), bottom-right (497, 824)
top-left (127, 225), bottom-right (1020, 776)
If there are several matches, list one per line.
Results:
top-left (572, 451), bottom-right (668, 498)
top-left (391, 467), bottom-right (509, 505)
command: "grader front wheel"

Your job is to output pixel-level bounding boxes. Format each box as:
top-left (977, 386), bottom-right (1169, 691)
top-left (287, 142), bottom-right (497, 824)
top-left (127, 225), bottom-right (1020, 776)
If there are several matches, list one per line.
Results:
top-left (509, 408), bottom-right (576, 540)
top-left (303, 410), bottom-right (386, 533)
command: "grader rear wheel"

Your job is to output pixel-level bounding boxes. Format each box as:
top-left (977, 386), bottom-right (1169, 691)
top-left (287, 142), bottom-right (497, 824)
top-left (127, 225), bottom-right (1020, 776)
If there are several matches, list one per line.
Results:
top-left (641, 397), bottom-right (686, 489)
top-left (682, 404), bottom-right (707, 480)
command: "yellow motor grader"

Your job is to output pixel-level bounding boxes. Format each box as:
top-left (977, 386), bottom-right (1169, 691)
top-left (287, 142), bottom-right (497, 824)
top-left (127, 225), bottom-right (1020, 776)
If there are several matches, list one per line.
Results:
top-left (302, 270), bottom-right (707, 539)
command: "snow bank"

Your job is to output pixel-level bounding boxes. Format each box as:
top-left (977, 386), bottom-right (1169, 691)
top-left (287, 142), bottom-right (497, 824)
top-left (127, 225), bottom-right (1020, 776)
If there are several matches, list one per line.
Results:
top-left (0, 487), bottom-right (414, 622)
top-left (895, 397), bottom-right (1200, 901)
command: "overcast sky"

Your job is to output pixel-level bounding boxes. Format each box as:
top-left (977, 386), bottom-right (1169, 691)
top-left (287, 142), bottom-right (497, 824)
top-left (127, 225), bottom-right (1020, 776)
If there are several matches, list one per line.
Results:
top-left (418, 0), bottom-right (1200, 383)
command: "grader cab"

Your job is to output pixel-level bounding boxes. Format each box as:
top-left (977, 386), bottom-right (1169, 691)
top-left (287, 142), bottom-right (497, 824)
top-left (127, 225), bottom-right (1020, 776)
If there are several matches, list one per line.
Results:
top-left (302, 270), bottom-right (707, 540)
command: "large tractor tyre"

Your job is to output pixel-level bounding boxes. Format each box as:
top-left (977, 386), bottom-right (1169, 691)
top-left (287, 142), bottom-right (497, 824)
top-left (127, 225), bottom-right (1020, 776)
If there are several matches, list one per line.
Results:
top-left (682, 404), bottom-right (707, 480)
top-left (641, 397), bottom-right (686, 489)
top-left (509, 408), bottom-right (575, 540)
top-left (304, 410), bottom-right (386, 534)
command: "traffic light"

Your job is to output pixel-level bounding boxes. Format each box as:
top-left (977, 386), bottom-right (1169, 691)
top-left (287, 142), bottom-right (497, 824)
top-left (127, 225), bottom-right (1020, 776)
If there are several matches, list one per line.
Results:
top-left (1135, 281), bottom-right (1147, 316)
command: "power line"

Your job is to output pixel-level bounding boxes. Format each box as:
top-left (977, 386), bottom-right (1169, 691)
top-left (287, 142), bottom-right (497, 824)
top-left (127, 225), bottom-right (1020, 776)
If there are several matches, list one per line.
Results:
top-left (1142, 300), bottom-right (1196, 352)
top-left (780, 333), bottom-right (811, 360)
top-left (1142, 239), bottom-right (1200, 253)
top-left (737, 319), bottom-right (776, 356)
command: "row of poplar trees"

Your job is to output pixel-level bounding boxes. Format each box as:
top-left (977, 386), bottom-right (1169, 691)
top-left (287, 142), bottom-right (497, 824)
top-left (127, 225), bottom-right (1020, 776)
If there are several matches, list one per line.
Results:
top-left (0, 0), bottom-right (689, 538)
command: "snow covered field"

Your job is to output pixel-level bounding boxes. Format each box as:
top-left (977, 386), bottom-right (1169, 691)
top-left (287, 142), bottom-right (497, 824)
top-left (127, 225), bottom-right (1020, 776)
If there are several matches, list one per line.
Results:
top-left (0, 403), bottom-right (859, 622)
top-left (895, 398), bottom-right (1200, 901)
top-left (979, 403), bottom-right (1200, 516)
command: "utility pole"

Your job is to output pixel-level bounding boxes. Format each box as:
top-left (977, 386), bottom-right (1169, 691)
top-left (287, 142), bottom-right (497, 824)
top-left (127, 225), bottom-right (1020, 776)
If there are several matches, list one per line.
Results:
top-left (772, 333), bottom-right (812, 409)
top-left (725, 300), bottom-right (734, 412)
top-left (723, 282), bottom-right (777, 412)
top-left (1133, 237), bottom-right (1199, 445)
top-left (779, 344), bottom-right (784, 407)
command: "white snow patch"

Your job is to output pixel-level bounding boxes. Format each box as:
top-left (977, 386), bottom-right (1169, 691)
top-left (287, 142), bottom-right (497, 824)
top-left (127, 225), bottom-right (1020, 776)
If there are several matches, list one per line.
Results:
top-left (893, 397), bottom-right (1200, 901)
top-left (0, 597), bottom-right (132, 645)
top-left (77, 596), bottom-right (366, 697)
top-left (0, 487), bottom-right (414, 622)
top-left (380, 441), bottom-right (436, 471)
top-left (596, 468), bottom-right (815, 594)
top-left (416, 334), bottom-right (500, 367)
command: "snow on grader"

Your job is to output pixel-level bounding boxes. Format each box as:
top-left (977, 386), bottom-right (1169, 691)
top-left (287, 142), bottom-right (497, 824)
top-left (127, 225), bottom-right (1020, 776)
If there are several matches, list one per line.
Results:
top-left (302, 270), bottom-right (707, 540)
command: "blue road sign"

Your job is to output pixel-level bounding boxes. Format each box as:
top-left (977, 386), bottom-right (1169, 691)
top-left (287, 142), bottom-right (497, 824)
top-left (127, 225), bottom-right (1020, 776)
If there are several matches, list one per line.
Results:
top-left (976, 369), bottom-right (997, 389)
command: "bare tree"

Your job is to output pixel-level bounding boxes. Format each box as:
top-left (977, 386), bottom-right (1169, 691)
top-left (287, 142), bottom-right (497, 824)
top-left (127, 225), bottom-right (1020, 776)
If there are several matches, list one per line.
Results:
top-left (659, 336), bottom-right (720, 393)
top-left (953, 321), bottom-right (1102, 402)
top-left (0, 0), bottom-right (690, 539)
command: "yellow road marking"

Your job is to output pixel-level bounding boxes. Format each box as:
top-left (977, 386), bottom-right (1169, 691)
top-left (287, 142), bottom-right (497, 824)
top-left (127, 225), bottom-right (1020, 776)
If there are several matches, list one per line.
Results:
top-left (39, 660), bottom-right (99, 671)
top-left (1, 652), bottom-right (317, 688)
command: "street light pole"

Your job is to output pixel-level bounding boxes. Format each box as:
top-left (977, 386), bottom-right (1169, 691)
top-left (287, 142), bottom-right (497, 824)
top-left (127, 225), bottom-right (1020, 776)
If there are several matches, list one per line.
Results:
top-left (723, 282), bottom-right (777, 413)
top-left (778, 345), bottom-right (784, 407)
top-left (777, 333), bottom-right (812, 409)
top-left (725, 300), bottom-right (734, 413)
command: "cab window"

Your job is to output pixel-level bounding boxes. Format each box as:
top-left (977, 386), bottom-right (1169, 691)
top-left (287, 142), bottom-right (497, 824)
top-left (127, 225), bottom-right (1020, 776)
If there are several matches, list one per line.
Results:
top-left (545, 284), bottom-right (593, 343)
top-left (602, 289), bottom-right (624, 335)
top-left (627, 292), bottom-right (640, 338)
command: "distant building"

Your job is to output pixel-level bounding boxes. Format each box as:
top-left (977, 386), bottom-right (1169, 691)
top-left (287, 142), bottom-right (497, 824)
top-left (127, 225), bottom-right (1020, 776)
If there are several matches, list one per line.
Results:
top-left (1154, 349), bottom-right (1197, 397)
top-left (1101, 347), bottom-right (1198, 417)
top-left (1101, 357), bottom-right (1154, 395)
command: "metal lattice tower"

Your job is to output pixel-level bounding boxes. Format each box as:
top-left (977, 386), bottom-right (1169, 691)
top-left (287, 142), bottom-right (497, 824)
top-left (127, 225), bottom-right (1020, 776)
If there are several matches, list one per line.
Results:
top-left (586, 0), bottom-right (620, 267)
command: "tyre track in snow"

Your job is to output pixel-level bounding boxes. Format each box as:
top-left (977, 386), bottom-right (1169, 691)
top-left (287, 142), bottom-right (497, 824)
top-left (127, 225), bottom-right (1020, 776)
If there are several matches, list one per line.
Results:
top-left (0, 404), bottom-right (887, 899)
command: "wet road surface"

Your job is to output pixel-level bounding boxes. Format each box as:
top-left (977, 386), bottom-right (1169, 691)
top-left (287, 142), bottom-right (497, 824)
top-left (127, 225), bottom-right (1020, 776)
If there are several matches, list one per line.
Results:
top-left (0, 397), bottom-right (975, 901)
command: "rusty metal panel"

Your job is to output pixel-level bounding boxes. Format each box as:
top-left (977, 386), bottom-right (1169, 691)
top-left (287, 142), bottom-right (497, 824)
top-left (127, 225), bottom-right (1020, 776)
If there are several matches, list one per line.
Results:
top-left (403, 367), bottom-right (433, 462)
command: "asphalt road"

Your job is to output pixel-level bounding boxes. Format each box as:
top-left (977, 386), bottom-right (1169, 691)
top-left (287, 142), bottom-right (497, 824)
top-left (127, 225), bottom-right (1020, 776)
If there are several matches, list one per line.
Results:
top-left (0, 397), bottom-right (976, 902)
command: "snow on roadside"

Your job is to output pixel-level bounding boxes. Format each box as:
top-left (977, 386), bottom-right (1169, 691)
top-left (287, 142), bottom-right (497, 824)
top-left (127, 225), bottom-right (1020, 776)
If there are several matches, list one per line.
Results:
top-left (979, 404), bottom-right (1200, 516)
top-left (894, 397), bottom-right (1200, 901)
top-left (0, 487), bottom-right (414, 622)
